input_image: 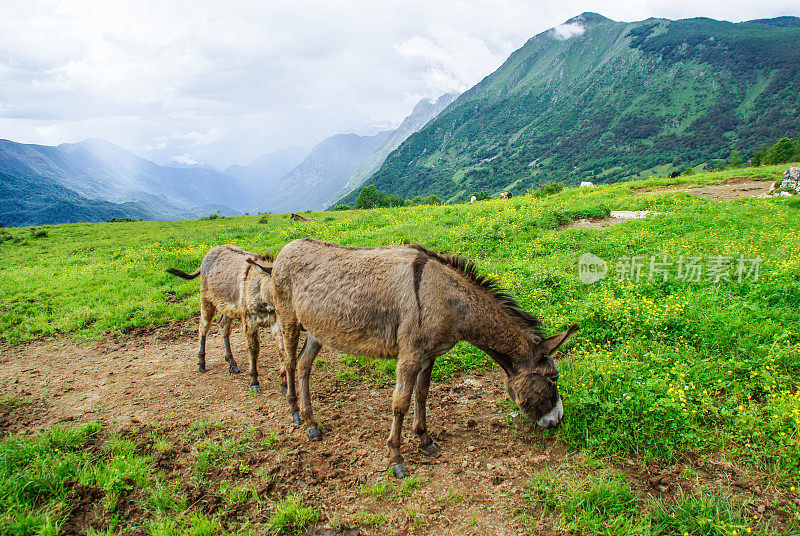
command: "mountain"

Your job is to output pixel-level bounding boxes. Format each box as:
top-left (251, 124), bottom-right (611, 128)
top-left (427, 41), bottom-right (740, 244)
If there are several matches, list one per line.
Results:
top-left (0, 169), bottom-right (154, 227)
top-left (256, 132), bottom-right (393, 213)
top-left (330, 93), bottom-right (458, 204)
top-left (257, 93), bottom-right (458, 213)
top-left (224, 146), bottom-right (308, 200)
top-left (0, 138), bottom-right (252, 225)
top-left (340, 13), bottom-right (800, 204)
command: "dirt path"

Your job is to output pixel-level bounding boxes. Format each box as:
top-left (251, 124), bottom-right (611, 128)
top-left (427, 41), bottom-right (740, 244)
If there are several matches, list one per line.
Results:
top-left (0, 323), bottom-right (789, 534)
top-left (0, 321), bottom-right (569, 535)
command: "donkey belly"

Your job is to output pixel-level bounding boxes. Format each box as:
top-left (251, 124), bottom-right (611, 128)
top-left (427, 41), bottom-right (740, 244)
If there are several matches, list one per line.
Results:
top-left (298, 316), bottom-right (400, 359)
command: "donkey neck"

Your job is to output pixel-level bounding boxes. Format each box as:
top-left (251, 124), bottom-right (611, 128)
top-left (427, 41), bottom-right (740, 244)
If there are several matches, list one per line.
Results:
top-left (459, 300), bottom-right (534, 373)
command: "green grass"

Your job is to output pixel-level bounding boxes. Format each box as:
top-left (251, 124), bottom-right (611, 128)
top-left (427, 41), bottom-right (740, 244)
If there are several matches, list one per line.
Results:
top-left (0, 422), bottom-right (308, 534)
top-left (523, 470), bottom-right (771, 536)
top-left (266, 494), bottom-right (318, 534)
top-left (2, 164), bottom-right (800, 533)
top-left (360, 474), bottom-right (424, 499)
top-left (193, 434), bottom-right (252, 480)
top-left (352, 511), bottom-right (389, 526)
top-left (2, 165), bottom-right (799, 479)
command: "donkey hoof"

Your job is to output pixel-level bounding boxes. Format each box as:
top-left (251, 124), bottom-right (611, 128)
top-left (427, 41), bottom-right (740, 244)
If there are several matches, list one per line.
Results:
top-left (280, 385), bottom-right (287, 396)
top-left (291, 411), bottom-right (301, 425)
top-left (392, 462), bottom-right (408, 479)
top-left (250, 384), bottom-right (261, 394)
top-left (229, 364), bottom-right (241, 374)
top-left (419, 442), bottom-right (440, 457)
top-left (307, 426), bottom-right (322, 441)
top-left (198, 365), bottom-right (206, 373)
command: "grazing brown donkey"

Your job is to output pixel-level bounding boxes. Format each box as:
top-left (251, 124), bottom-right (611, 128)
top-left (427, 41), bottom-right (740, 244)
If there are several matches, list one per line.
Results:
top-left (166, 245), bottom-right (278, 392)
top-left (267, 238), bottom-right (577, 477)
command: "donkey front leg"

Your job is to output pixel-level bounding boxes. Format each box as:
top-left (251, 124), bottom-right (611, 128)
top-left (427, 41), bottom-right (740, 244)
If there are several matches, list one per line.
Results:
top-left (388, 357), bottom-right (423, 478)
top-left (297, 335), bottom-right (323, 440)
top-left (244, 317), bottom-right (261, 393)
top-left (219, 315), bottom-right (241, 374)
top-left (198, 298), bottom-right (216, 373)
top-left (413, 359), bottom-right (439, 457)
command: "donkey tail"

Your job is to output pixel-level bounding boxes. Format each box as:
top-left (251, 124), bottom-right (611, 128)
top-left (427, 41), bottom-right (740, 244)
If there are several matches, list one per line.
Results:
top-left (166, 268), bottom-right (201, 280)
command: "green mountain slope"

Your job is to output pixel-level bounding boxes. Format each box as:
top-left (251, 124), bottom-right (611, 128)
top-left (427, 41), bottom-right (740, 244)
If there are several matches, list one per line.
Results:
top-left (342, 13), bottom-right (800, 204)
top-left (0, 170), bottom-right (154, 227)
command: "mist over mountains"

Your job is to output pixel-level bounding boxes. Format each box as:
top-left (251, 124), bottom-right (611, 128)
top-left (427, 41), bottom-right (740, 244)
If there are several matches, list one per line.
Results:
top-left (0, 92), bottom-right (455, 226)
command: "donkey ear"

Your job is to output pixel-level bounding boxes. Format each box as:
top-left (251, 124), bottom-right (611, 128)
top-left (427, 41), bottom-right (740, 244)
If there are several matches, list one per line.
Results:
top-left (541, 324), bottom-right (579, 358)
top-left (246, 257), bottom-right (272, 274)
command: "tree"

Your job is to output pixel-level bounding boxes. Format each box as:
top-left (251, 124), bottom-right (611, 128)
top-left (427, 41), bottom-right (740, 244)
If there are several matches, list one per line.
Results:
top-left (765, 138), bottom-right (795, 165)
top-left (355, 185), bottom-right (382, 209)
top-left (356, 185), bottom-right (405, 209)
top-left (726, 150), bottom-right (742, 169)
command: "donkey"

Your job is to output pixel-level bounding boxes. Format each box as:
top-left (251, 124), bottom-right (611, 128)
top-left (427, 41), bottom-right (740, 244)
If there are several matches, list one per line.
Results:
top-left (265, 238), bottom-right (577, 478)
top-left (166, 245), bottom-right (279, 393)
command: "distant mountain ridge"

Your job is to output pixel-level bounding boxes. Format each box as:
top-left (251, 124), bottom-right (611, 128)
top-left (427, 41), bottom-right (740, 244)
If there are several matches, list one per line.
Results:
top-left (256, 93), bottom-right (458, 213)
top-left (256, 132), bottom-right (393, 213)
top-left (0, 89), bottom-right (456, 225)
top-left (331, 93), bottom-right (458, 205)
top-left (0, 138), bottom-right (256, 226)
top-left (0, 168), bottom-right (154, 227)
top-left (340, 13), bottom-right (800, 204)
top-left (224, 146), bottom-right (309, 200)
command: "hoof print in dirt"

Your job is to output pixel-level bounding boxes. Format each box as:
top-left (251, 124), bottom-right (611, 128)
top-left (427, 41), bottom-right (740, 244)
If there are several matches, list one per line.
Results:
top-left (229, 364), bottom-right (241, 374)
top-left (307, 426), bottom-right (322, 441)
top-left (291, 411), bottom-right (301, 424)
top-left (392, 462), bottom-right (408, 479)
top-left (249, 384), bottom-right (260, 394)
top-left (419, 442), bottom-right (440, 457)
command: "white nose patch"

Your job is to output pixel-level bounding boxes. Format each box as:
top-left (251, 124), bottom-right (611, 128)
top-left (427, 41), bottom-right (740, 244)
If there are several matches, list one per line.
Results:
top-left (536, 397), bottom-right (563, 428)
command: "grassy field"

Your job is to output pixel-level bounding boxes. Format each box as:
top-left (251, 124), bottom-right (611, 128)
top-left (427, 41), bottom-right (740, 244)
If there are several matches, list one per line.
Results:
top-left (2, 164), bottom-right (800, 534)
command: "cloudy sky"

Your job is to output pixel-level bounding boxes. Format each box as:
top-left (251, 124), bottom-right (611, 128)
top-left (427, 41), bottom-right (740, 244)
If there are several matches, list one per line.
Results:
top-left (1, 1), bottom-right (798, 169)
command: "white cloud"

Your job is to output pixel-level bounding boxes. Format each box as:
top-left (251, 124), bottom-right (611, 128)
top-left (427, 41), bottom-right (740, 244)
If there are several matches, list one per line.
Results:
top-left (34, 125), bottom-right (57, 137)
top-left (169, 153), bottom-right (199, 165)
top-left (551, 22), bottom-right (586, 40)
top-left (156, 129), bottom-right (224, 147)
top-left (0, 0), bottom-right (798, 167)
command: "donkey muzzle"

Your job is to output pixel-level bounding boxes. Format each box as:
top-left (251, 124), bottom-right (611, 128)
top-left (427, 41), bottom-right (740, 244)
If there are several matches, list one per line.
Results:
top-left (536, 397), bottom-right (563, 428)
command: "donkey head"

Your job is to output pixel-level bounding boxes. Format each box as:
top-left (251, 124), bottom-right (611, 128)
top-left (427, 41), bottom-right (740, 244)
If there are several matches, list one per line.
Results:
top-left (505, 324), bottom-right (578, 428)
top-left (246, 257), bottom-right (275, 314)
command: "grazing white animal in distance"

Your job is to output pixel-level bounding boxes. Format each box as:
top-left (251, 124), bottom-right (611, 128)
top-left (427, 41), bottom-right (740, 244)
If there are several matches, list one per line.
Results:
top-left (470, 196), bottom-right (477, 203)
top-left (580, 181), bottom-right (595, 188)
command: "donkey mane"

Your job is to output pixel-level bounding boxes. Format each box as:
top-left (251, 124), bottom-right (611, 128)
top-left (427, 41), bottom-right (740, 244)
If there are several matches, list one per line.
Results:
top-left (406, 244), bottom-right (542, 333)
top-left (223, 245), bottom-right (274, 263)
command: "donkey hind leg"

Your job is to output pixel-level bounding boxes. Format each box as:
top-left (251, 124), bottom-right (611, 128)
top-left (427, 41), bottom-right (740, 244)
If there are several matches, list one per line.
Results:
top-left (297, 335), bottom-right (323, 440)
top-left (219, 315), bottom-right (240, 374)
top-left (413, 358), bottom-right (439, 457)
top-left (387, 356), bottom-right (424, 478)
top-left (198, 299), bottom-right (216, 373)
top-left (244, 317), bottom-right (261, 393)
top-left (271, 321), bottom-right (289, 396)
top-left (281, 320), bottom-right (303, 424)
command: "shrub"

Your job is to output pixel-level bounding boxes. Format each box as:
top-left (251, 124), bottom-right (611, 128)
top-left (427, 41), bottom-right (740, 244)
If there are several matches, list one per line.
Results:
top-left (534, 182), bottom-right (564, 197)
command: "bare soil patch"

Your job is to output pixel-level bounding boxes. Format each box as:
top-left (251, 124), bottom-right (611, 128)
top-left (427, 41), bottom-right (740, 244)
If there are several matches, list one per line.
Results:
top-left (0, 322), bottom-right (792, 534)
top-left (635, 176), bottom-right (776, 201)
top-left (569, 210), bottom-right (656, 230)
